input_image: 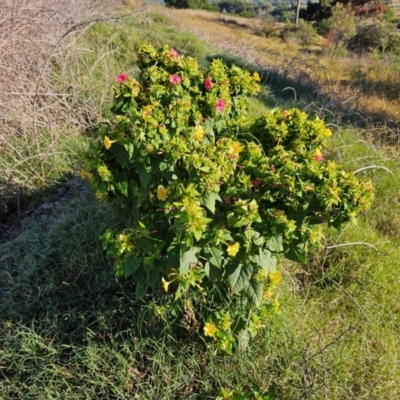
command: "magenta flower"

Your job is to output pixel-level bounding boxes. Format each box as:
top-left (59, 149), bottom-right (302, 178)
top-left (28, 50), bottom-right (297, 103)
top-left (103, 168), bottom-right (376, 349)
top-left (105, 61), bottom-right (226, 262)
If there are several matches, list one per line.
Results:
top-left (224, 197), bottom-right (232, 205)
top-left (169, 74), bottom-right (181, 85)
top-left (204, 76), bottom-right (213, 90)
top-left (216, 98), bottom-right (225, 112)
top-left (116, 73), bottom-right (128, 83)
top-left (314, 150), bottom-right (323, 162)
top-left (170, 48), bottom-right (179, 57)
top-left (315, 155), bottom-right (323, 162)
top-left (251, 180), bottom-right (262, 188)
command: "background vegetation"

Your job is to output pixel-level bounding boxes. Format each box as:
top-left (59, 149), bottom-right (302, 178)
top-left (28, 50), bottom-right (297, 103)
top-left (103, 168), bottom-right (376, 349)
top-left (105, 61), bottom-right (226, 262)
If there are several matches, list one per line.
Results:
top-left (1, 0), bottom-right (400, 399)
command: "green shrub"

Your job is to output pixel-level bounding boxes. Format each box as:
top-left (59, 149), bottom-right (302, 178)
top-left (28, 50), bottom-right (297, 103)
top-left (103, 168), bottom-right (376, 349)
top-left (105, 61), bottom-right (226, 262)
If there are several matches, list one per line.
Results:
top-left (347, 22), bottom-right (390, 53)
top-left (187, 0), bottom-right (218, 11)
top-left (280, 21), bottom-right (318, 46)
top-left (83, 45), bottom-right (373, 353)
top-left (386, 33), bottom-right (400, 55)
top-left (296, 20), bottom-right (318, 46)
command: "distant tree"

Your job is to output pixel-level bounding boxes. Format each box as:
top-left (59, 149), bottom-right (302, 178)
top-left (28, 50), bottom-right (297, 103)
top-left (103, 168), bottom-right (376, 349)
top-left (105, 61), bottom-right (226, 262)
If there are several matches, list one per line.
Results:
top-left (300, 0), bottom-right (388, 23)
top-left (164, 0), bottom-right (189, 9)
top-left (187, 0), bottom-right (218, 11)
top-left (323, 3), bottom-right (356, 47)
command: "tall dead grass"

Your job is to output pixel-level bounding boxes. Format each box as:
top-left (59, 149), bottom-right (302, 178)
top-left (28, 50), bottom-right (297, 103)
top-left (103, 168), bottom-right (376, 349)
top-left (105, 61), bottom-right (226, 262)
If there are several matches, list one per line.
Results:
top-left (0, 0), bottom-right (141, 185)
top-left (0, 0), bottom-right (147, 234)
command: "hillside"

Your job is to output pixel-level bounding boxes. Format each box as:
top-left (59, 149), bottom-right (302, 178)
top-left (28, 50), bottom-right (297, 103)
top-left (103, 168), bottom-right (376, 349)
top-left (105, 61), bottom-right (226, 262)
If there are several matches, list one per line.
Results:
top-left (1, 1), bottom-right (400, 399)
top-left (151, 5), bottom-right (400, 128)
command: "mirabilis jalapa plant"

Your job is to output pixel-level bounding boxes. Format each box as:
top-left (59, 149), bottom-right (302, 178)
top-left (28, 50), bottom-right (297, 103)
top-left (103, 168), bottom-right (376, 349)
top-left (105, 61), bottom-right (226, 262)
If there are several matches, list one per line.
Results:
top-left (83, 45), bottom-right (373, 353)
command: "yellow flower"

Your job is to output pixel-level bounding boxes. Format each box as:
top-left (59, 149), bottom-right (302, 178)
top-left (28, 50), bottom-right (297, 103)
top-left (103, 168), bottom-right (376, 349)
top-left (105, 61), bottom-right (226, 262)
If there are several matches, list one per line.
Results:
top-left (157, 185), bottom-right (168, 201)
top-left (162, 277), bottom-right (172, 292)
top-left (204, 322), bottom-right (218, 338)
top-left (226, 242), bottom-right (240, 257)
top-left (231, 141), bottom-right (242, 156)
top-left (95, 191), bottom-right (105, 200)
top-left (263, 290), bottom-right (273, 300)
top-left (80, 169), bottom-right (93, 181)
top-left (194, 125), bottom-right (204, 141)
top-left (253, 71), bottom-right (260, 82)
top-left (274, 210), bottom-right (285, 217)
top-left (270, 271), bottom-right (281, 286)
top-left (103, 136), bottom-right (116, 150)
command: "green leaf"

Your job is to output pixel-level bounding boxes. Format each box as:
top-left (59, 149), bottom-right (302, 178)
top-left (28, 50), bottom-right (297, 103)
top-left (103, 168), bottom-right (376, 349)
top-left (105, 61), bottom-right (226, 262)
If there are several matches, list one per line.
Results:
top-left (223, 230), bottom-right (234, 242)
top-left (124, 254), bottom-right (142, 278)
top-left (215, 120), bottom-right (223, 132)
top-left (110, 144), bottom-right (128, 167)
top-left (136, 188), bottom-right (150, 207)
top-left (136, 237), bottom-right (151, 253)
top-left (116, 180), bottom-right (128, 196)
top-left (137, 164), bottom-right (153, 188)
top-left (201, 191), bottom-right (222, 214)
top-left (251, 229), bottom-right (264, 246)
top-left (243, 279), bottom-right (263, 307)
top-left (204, 246), bottom-right (222, 269)
top-left (226, 262), bottom-right (253, 293)
top-left (285, 242), bottom-right (307, 264)
top-left (266, 235), bottom-right (283, 253)
top-left (159, 161), bottom-right (170, 171)
top-left (116, 150), bottom-right (129, 168)
top-left (204, 261), bottom-right (223, 280)
top-left (256, 248), bottom-right (276, 274)
top-left (147, 268), bottom-right (159, 288)
top-left (124, 143), bottom-right (134, 160)
top-left (135, 280), bottom-right (147, 299)
top-left (180, 246), bottom-right (200, 275)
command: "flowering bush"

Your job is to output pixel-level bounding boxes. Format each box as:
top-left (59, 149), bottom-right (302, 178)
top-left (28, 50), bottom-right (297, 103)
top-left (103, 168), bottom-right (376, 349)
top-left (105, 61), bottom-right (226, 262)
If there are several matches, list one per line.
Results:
top-left (83, 45), bottom-right (373, 353)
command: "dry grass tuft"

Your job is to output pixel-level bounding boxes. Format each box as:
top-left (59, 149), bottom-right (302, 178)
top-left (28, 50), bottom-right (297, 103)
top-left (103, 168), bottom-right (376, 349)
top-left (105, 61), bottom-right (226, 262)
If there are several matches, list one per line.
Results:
top-left (0, 1), bottom-right (109, 139)
top-left (0, 0), bottom-right (142, 185)
top-left (0, 0), bottom-right (148, 234)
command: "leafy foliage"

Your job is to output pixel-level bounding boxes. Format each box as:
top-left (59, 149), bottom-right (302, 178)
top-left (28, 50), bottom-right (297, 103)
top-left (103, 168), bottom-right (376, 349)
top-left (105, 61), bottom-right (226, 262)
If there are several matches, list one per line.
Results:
top-left (83, 44), bottom-right (373, 352)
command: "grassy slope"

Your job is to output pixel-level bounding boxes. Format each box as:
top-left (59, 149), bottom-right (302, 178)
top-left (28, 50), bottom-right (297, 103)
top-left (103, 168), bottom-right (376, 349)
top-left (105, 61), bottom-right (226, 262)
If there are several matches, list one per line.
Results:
top-left (1, 3), bottom-right (400, 400)
top-left (152, 6), bottom-right (400, 126)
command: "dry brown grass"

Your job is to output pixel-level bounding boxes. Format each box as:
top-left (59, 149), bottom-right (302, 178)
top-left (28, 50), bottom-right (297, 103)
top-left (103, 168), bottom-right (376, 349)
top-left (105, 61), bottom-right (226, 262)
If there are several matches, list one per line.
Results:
top-left (151, 6), bottom-right (400, 130)
top-left (0, 0), bottom-right (144, 187)
top-left (0, 0), bottom-right (150, 232)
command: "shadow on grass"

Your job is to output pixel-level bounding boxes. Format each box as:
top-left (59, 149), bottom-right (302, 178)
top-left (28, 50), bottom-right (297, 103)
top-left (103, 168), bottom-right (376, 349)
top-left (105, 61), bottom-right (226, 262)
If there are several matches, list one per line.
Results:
top-left (0, 179), bottom-right (228, 399)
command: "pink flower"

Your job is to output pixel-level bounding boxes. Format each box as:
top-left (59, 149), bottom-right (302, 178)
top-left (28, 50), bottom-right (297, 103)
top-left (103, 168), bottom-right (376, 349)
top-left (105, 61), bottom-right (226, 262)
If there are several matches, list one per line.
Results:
top-left (216, 98), bottom-right (225, 112)
top-left (224, 197), bottom-right (232, 205)
top-left (170, 48), bottom-right (179, 57)
top-left (204, 76), bottom-right (213, 90)
top-left (116, 73), bottom-right (128, 83)
top-left (169, 74), bottom-right (181, 85)
top-left (314, 150), bottom-right (323, 162)
top-left (315, 154), bottom-right (323, 162)
top-left (252, 180), bottom-right (262, 188)
top-left (270, 165), bottom-right (275, 173)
